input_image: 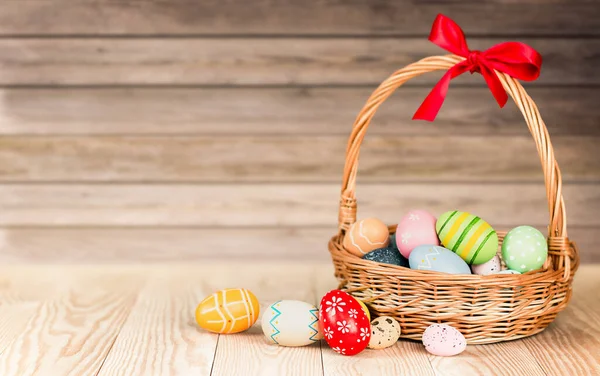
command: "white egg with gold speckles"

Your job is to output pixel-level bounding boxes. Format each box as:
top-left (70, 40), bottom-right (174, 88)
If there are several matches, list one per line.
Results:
top-left (261, 300), bottom-right (323, 347)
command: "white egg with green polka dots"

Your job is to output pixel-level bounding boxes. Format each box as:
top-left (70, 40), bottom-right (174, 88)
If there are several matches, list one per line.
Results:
top-left (501, 226), bottom-right (548, 272)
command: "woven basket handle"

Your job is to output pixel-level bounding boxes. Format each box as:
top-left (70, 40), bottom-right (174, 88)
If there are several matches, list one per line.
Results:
top-left (338, 54), bottom-right (575, 280)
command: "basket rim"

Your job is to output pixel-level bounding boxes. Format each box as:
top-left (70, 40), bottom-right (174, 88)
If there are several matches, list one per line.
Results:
top-left (328, 232), bottom-right (579, 284)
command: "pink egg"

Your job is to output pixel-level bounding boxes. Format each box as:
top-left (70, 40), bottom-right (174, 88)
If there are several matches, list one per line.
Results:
top-left (422, 324), bottom-right (466, 357)
top-left (395, 210), bottom-right (440, 258)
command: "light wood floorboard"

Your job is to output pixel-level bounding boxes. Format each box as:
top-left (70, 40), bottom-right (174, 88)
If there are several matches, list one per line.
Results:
top-left (0, 264), bottom-right (597, 375)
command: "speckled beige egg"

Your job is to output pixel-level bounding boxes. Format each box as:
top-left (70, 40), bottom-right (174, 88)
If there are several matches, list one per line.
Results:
top-left (368, 316), bottom-right (401, 350)
top-left (343, 218), bottom-right (390, 257)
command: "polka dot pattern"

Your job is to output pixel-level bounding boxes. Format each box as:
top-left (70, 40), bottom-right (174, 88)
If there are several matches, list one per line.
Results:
top-left (501, 226), bottom-right (548, 272)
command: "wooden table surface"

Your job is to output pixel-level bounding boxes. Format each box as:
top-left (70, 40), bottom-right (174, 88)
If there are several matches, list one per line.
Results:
top-left (0, 263), bottom-right (598, 376)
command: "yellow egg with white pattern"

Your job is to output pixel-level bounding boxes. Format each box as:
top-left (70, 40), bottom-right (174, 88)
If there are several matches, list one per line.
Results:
top-left (195, 288), bottom-right (260, 334)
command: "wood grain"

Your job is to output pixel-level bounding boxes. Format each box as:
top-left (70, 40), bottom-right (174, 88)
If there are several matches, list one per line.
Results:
top-left (212, 326), bottom-right (323, 376)
top-left (0, 135), bottom-right (596, 182)
top-left (0, 304), bottom-right (39, 355)
top-left (0, 226), bottom-right (597, 264)
top-left (0, 264), bottom-right (598, 375)
top-left (522, 274), bottom-right (600, 375)
top-left (96, 273), bottom-right (218, 375)
top-left (210, 264), bottom-right (323, 376)
top-left (0, 271), bottom-right (142, 376)
top-left (0, 183), bottom-right (595, 227)
top-left (0, 1), bottom-right (597, 36)
top-left (0, 38), bottom-right (596, 85)
top-left (322, 341), bottom-right (435, 376)
top-left (428, 341), bottom-right (546, 376)
top-left (1, 87), bottom-right (598, 136)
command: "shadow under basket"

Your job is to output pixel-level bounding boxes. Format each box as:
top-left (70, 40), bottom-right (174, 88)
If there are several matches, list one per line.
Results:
top-left (328, 55), bottom-right (580, 345)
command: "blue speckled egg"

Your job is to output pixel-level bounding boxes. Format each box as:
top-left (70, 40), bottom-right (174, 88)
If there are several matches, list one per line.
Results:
top-left (362, 247), bottom-right (408, 267)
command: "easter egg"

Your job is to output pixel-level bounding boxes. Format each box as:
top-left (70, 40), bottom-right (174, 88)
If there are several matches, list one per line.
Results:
top-left (496, 269), bottom-right (521, 275)
top-left (501, 226), bottom-right (548, 273)
top-left (471, 255), bottom-right (502, 275)
top-left (409, 245), bottom-right (471, 274)
top-left (395, 210), bottom-right (440, 258)
top-left (362, 247), bottom-right (409, 268)
top-left (261, 300), bottom-right (322, 347)
top-left (422, 324), bottom-right (467, 356)
top-left (356, 299), bottom-right (371, 321)
top-left (195, 288), bottom-right (260, 334)
top-left (319, 290), bottom-right (371, 356)
top-left (343, 218), bottom-right (390, 257)
top-left (368, 316), bottom-right (401, 350)
top-left (436, 211), bottom-right (498, 265)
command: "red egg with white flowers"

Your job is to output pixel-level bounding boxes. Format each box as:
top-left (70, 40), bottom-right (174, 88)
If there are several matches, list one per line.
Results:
top-left (319, 290), bottom-right (371, 356)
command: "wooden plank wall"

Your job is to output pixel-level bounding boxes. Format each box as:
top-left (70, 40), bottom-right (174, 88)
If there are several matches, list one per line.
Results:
top-left (0, 1), bottom-right (598, 264)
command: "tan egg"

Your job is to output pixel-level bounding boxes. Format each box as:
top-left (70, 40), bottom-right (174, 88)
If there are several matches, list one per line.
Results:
top-left (343, 218), bottom-right (390, 257)
top-left (368, 316), bottom-right (401, 350)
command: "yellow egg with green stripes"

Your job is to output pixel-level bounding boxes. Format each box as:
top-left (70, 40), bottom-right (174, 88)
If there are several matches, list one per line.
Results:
top-left (435, 211), bottom-right (498, 265)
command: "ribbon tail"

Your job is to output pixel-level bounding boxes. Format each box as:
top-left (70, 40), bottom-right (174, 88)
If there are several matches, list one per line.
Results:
top-left (480, 64), bottom-right (508, 108)
top-left (413, 64), bottom-right (468, 121)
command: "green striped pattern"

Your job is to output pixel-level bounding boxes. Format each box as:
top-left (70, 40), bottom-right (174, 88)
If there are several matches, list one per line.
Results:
top-left (435, 210), bottom-right (498, 265)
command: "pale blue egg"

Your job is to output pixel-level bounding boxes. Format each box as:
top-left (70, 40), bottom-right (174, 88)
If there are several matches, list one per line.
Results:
top-left (409, 245), bottom-right (471, 274)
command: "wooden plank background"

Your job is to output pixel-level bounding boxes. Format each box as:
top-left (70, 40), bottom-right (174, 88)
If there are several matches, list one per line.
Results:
top-left (0, 0), bottom-right (598, 263)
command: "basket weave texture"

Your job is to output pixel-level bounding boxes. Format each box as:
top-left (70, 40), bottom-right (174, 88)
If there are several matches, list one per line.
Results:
top-left (329, 54), bottom-right (580, 344)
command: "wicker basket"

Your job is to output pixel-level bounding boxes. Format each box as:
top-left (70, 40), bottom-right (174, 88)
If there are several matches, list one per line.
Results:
top-left (328, 54), bottom-right (580, 344)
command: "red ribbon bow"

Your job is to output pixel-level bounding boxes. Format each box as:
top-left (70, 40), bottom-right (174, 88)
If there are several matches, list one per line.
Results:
top-left (413, 14), bottom-right (543, 121)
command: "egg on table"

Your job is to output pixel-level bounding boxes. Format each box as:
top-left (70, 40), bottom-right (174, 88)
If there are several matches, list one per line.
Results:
top-left (422, 323), bottom-right (467, 356)
top-left (436, 210), bottom-right (498, 265)
top-left (319, 290), bottom-right (371, 356)
top-left (261, 300), bottom-right (322, 347)
top-left (368, 316), bottom-right (401, 350)
top-left (362, 247), bottom-right (409, 268)
top-left (471, 255), bottom-right (502, 275)
top-left (343, 218), bottom-right (390, 257)
top-left (502, 226), bottom-right (548, 273)
top-left (195, 288), bottom-right (260, 334)
top-left (395, 210), bottom-right (440, 258)
top-left (409, 245), bottom-right (471, 274)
